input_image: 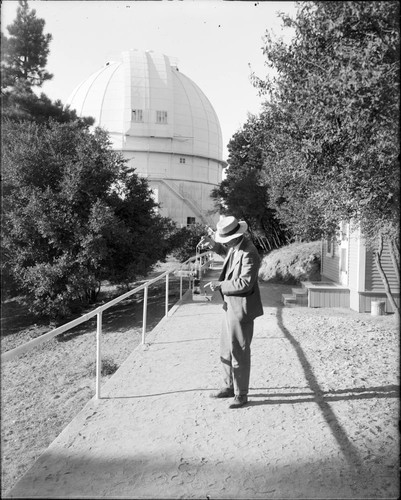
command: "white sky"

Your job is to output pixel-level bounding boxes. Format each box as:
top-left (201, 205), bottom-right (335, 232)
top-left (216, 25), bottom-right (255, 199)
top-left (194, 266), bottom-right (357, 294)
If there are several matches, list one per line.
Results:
top-left (1, 0), bottom-right (297, 161)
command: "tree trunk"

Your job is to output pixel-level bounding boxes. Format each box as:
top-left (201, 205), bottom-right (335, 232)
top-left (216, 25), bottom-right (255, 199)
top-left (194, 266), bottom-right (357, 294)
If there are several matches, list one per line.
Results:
top-left (390, 239), bottom-right (400, 283)
top-left (374, 234), bottom-right (400, 321)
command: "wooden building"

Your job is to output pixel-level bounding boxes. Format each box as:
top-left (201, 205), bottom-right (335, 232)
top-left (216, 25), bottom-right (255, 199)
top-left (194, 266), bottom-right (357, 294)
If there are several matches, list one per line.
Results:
top-left (319, 223), bottom-right (399, 313)
top-left (283, 223), bottom-right (399, 313)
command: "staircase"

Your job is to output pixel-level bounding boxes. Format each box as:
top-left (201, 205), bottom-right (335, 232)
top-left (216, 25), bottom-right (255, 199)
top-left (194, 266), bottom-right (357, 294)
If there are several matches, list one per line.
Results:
top-left (282, 285), bottom-right (308, 307)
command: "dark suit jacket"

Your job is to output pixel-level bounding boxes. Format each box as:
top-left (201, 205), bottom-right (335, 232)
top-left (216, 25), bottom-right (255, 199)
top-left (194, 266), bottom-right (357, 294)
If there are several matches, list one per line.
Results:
top-left (213, 236), bottom-right (264, 322)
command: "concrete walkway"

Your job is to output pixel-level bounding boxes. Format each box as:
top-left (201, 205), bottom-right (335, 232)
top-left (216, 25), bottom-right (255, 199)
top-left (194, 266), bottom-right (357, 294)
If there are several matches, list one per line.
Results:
top-left (6, 266), bottom-right (397, 499)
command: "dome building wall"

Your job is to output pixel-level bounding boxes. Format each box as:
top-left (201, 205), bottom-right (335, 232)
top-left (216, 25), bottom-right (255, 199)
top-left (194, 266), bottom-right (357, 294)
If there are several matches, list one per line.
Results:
top-left (66, 50), bottom-right (224, 227)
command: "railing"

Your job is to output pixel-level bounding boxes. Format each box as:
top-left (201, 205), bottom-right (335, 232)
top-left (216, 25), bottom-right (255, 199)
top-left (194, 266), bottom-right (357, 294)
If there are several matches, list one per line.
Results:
top-left (176, 249), bottom-right (213, 298)
top-left (1, 250), bottom-right (213, 399)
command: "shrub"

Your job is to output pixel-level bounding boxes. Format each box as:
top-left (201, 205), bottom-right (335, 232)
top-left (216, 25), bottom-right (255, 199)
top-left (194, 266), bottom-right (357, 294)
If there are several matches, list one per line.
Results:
top-left (2, 120), bottom-right (175, 319)
top-left (171, 223), bottom-right (207, 262)
top-left (86, 356), bottom-right (119, 377)
top-left (259, 241), bottom-right (321, 284)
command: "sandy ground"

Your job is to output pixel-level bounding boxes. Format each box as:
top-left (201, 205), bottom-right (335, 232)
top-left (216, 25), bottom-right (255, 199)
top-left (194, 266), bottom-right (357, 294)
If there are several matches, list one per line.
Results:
top-left (2, 271), bottom-right (400, 499)
top-left (1, 272), bottom-right (182, 496)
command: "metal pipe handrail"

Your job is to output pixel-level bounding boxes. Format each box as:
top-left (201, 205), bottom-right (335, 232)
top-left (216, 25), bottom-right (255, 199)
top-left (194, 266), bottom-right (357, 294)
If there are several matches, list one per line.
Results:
top-left (1, 250), bottom-right (214, 398)
top-left (175, 250), bottom-right (213, 299)
top-left (1, 271), bottom-right (169, 364)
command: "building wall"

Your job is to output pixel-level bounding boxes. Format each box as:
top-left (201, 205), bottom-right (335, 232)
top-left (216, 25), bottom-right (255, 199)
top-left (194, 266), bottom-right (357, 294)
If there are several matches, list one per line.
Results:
top-left (365, 242), bottom-right (399, 292)
top-left (322, 227), bottom-right (400, 314)
top-left (150, 178), bottom-right (218, 227)
top-left (66, 50), bottom-right (224, 227)
top-left (357, 292), bottom-right (400, 313)
top-left (321, 239), bottom-right (340, 282)
top-left (348, 232), bottom-right (359, 288)
top-left (122, 151), bottom-right (220, 227)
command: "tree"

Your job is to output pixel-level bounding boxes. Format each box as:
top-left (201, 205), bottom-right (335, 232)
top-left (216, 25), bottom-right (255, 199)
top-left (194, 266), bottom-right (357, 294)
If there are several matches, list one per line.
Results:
top-left (1, 1), bottom-right (93, 125)
top-left (2, 119), bottom-right (175, 319)
top-left (171, 223), bottom-right (207, 263)
top-left (1, 80), bottom-right (94, 125)
top-left (252, 1), bottom-right (399, 316)
top-left (212, 116), bottom-right (291, 253)
top-left (1, 0), bottom-right (53, 89)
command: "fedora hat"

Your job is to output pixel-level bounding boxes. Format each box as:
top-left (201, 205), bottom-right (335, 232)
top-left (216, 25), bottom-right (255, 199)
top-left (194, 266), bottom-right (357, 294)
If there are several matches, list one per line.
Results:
top-left (215, 216), bottom-right (248, 243)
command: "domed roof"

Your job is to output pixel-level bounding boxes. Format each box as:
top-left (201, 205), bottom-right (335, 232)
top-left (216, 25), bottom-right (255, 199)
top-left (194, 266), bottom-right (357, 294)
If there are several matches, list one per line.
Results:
top-left (66, 50), bottom-right (223, 162)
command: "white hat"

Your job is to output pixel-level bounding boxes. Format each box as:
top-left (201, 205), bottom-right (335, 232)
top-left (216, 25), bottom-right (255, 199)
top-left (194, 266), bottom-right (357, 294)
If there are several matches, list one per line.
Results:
top-left (215, 216), bottom-right (248, 243)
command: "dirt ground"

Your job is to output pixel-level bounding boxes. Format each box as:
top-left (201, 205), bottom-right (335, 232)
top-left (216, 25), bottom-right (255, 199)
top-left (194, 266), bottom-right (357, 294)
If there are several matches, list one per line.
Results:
top-left (1, 275), bottom-right (399, 497)
top-left (1, 264), bottom-right (183, 496)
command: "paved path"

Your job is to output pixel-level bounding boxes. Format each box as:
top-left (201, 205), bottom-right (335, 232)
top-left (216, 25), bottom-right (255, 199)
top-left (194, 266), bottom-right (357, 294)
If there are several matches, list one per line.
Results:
top-left (6, 267), bottom-right (398, 499)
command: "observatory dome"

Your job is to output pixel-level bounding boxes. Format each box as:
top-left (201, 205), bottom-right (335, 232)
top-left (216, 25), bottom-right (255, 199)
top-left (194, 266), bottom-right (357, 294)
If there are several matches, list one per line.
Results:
top-left (66, 50), bottom-right (225, 227)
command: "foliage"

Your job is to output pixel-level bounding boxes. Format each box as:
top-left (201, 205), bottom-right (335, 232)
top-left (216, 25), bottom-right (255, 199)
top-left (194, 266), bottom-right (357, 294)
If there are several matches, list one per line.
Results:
top-left (86, 356), bottom-right (119, 377)
top-left (171, 223), bottom-right (207, 263)
top-left (252, 1), bottom-right (399, 245)
top-left (1, 1), bottom-right (94, 125)
top-left (259, 241), bottom-right (321, 284)
top-left (211, 117), bottom-right (291, 252)
top-left (1, 119), bottom-right (175, 319)
top-left (1, 81), bottom-right (94, 125)
top-left (250, 0), bottom-right (399, 315)
top-left (1, 0), bottom-right (52, 89)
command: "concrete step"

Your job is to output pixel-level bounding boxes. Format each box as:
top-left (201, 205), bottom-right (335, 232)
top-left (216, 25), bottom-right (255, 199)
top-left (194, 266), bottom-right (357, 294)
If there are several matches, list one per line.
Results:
top-left (282, 294), bottom-right (297, 304)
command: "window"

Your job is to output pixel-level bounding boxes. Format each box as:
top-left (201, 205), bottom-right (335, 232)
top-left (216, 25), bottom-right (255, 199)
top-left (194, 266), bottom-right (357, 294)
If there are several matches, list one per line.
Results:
top-left (156, 111), bottom-right (168, 124)
top-left (187, 217), bottom-right (196, 226)
top-left (180, 157), bottom-right (186, 164)
top-left (131, 109), bottom-right (143, 122)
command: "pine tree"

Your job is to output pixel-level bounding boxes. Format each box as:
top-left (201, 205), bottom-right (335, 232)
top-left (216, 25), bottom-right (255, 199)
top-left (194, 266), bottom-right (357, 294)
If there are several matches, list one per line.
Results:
top-left (1, 0), bottom-right (53, 89)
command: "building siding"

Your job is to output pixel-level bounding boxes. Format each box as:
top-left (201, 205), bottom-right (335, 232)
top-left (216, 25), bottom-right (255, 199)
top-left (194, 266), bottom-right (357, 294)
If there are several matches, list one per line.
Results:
top-left (347, 231), bottom-right (359, 290)
top-left (309, 289), bottom-right (350, 308)
top-left (321, 240), bottom-right (340, 282)
top-left (365, 242), bottom-right (399, 293)
top-left (358, 292), bottom-right (400, 313)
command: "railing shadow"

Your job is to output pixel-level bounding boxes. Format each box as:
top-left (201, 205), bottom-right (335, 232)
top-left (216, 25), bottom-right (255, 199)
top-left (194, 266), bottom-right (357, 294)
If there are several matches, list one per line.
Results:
top-left (248, 384), bottom-right (399, 405)
top-left (105, 384), bottom-right (399, 402)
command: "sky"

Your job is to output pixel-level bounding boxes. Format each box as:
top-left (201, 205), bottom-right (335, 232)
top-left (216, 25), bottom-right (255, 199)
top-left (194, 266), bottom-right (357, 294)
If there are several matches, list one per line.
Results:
top-left (1, 0), bottom-right (297, 161)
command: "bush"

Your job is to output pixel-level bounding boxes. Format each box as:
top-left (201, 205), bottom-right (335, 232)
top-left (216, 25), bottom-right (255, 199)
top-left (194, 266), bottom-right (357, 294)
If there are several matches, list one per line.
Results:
top-left (259, 241), bottom-right (321, 284)
top-left (86, 356), bottom-right (119, 377)
top-left (171, 223), bottom-right (207, 262)
top-left (2, 120), bottom-right (175, 319)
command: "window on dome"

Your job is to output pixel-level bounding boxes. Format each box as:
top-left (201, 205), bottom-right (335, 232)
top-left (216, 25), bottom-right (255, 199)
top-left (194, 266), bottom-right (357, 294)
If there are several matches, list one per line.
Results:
top-left (156, 111), bottom-right (168, 124)
top-left (132, 109), bottom-right (143, 122)
top-left (180, 157), bottom-right (186, 164)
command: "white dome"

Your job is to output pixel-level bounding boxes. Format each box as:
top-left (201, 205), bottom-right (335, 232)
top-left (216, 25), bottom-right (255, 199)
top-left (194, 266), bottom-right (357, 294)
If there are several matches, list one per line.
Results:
top-left (66, 50), bottom-right (224, 227)
top-left (66, 50), bottom-right (223, 162)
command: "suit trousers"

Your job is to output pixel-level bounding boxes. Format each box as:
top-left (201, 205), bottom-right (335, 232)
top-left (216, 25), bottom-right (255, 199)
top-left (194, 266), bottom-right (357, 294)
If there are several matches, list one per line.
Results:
top-left (220, 313), bottom-right (254, 396)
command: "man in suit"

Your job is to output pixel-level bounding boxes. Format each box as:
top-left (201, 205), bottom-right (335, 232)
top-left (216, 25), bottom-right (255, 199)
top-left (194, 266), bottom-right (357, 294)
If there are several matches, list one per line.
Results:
top-left (200, 216), bottom-right (264, 409)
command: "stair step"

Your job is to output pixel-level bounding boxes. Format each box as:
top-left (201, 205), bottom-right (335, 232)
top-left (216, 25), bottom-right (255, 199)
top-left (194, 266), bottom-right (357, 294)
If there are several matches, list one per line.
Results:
top-left (282, 294), bottom-right (296, 304)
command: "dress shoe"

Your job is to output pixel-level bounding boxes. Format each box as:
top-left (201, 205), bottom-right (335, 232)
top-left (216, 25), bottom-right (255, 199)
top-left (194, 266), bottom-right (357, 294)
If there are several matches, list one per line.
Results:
top-left (229, 395), bottom-right (248, 409)
top-left (210, 388), bottom-right (235, 399)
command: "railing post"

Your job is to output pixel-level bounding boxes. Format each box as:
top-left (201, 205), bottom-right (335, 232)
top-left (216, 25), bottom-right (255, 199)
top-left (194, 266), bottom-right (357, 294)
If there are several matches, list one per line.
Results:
top-left (165, 272), bottom-right (169, 316)
top-left (96, 310), bottom-right (102, 399)
top-left (142, 284), bottom-right (148, 344)
top-left (180, 273), bottom-right (183, 300)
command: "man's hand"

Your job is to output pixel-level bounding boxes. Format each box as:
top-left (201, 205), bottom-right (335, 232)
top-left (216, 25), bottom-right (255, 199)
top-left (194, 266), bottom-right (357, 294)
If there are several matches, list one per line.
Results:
top-left (199, 234), bottom-right (215, 249)
top-left (209, 281), bottom-right (221, 291)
